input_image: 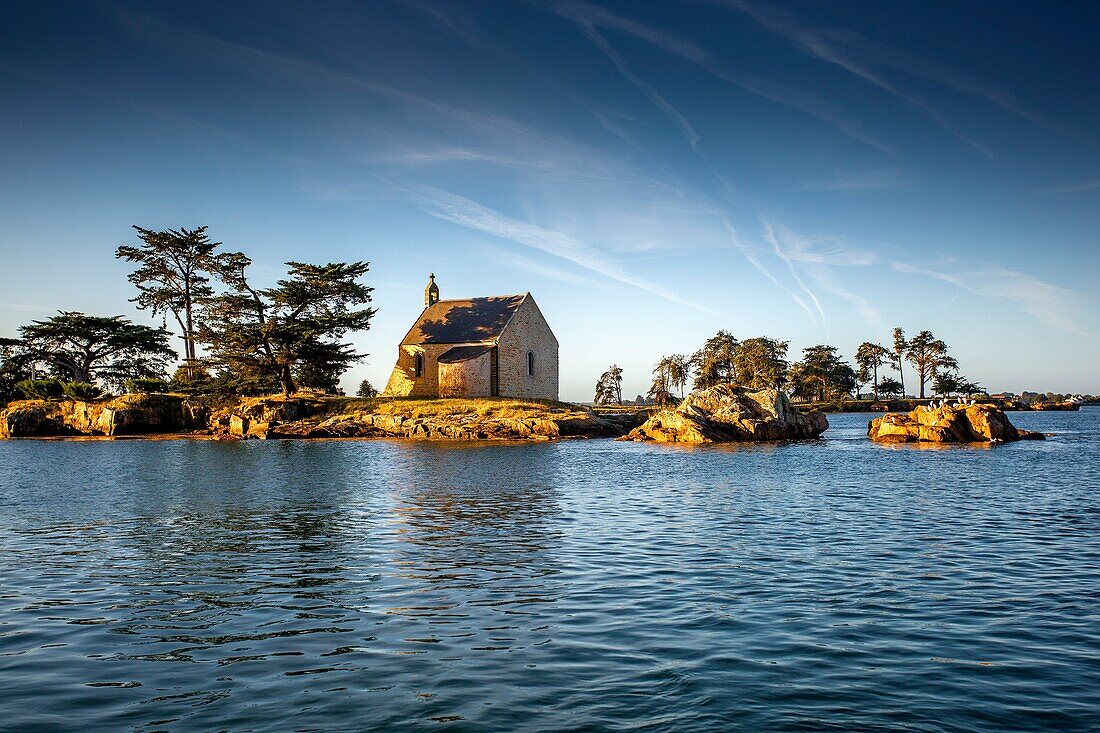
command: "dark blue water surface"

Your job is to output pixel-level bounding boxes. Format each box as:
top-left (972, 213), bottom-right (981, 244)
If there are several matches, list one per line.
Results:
top-left (1, 410), bottom-right (1099, 732)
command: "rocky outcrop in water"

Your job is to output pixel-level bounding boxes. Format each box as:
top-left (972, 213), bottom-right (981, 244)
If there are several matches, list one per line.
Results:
top-left (0, 395), bottom-right (207, 438)
top-left (868, 403), bottom-right (1044, 444)
top-left (0, 401), bottom-right (75, 438)
top-left (0, 393), bottom-right (635, 442)
top-left (209, 394), bottom-right (629, 441)
top-left (622, 385), bottom-right (828, 443)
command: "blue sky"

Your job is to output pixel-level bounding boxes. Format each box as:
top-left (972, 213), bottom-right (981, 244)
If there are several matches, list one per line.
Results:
top-left (1, 0), bottom-right (1098, 399)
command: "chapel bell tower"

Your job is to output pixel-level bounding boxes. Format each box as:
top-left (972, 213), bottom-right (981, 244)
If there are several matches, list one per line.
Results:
top-left (425, 273), bottom-right (440, 308)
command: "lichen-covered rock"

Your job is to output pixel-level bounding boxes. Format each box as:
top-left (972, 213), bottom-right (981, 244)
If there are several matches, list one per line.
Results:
top-left (0, 394), bottom-right (207, 438)
top-left (868, 403), bottom-right (1044, 444)
top-left (0, 400), bottom-right (74, 438)
top-left (3, 393), bottom-right (630, 443)
top-left (210, 398), bottom-right (625, 441)
top-left (622, 385), bottom-right (828, 443)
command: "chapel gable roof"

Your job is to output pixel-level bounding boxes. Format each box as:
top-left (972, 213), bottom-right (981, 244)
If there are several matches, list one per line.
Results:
top-left (400, 294), bottom-right (527, 345)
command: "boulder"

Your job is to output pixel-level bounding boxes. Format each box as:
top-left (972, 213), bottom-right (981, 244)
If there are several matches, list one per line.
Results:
top-left (868, 403), bottom-right (1044, 444)
top-left (622, 385), bottom-right (828, 443)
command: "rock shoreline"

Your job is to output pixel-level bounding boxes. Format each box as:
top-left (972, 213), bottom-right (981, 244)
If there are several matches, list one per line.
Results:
top-left (1, 391), bottom-right (1047, 447)
top-left (0, 394), bottom-right (634, 442)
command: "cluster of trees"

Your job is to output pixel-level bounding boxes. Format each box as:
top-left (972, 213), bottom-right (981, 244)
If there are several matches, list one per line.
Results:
top-left (0, 225), bottom-right (376, 405)
top-left (855, 327), bottom-right (980, 400)
top-left (0, 312), bottom-right (177, 404)
top-left (594, 326), bottom-right (982, 406)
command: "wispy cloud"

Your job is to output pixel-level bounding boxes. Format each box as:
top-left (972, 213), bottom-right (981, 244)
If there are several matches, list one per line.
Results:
top-left (0, 59), bottom-right (295, 163)
top-left (892, 261), bottom-right (1092, 335)
top-left (554, 1), bottom-right (894, 154)
top-left (478, 243), bottom-right (608, 289)
top-left (108, 7), bottom-right (659, 186)
top-left (367, 146), bottom-right (547, 169)
top-left (559, 10), bottom-right (701, 147)
top-left (762, 220), bottom-right (882, 326)
top-left (762, 220), bottom-right (827, 326)
top-left (554, 1), bottom-right (713, 65)
top-left (406, 184), bottom-right (716, 312)
top-left (106, 6), bottom-right (553, 151)
top-left (548, 3), bottom-right (900, 319)
top-left (1037, 179), bottom-right (1100, 196)
top-left (842, 30), bottom-right (1043, 125)
top-left (720, 218), bottom-right (818, 324)
top-left (392, 0), bottom-right (498, 53)
top-left (716, 72), bottom-right (895, 154)
top-left (763, 223), bottom-right (879, 267)
top-left (705, 0), bottom-right (1009, 157)
top-left (0, 303), bottom-right (56, 314)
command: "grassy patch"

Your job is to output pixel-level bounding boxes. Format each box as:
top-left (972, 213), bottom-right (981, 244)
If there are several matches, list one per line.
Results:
top-left (317, 396), bottom-right (584, 420)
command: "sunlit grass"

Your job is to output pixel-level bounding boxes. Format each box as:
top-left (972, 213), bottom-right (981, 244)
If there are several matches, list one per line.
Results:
top-left (328, 396), bottom-right (583, 419)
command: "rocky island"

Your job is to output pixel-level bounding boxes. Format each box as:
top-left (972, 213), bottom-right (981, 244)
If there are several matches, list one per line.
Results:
top-left (867, 402), bottom-right (1045, 444)
top-left (0, 386), bottom-right (832, 444)
top-left (0, 393), bottom-right (635, 441)
top-left (623, 385), bottom-right (828, 443)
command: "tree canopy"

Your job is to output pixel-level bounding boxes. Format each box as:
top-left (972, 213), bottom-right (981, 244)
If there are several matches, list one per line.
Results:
top-left (855, 342), bottom-right (890, 399)
top-left (18, 312), bottom-right (176, 389)
top-left (891, 327), bottom-right (907, 396)
top-left (877, 377), bottom-right (904, 397)
top-left (199, 257), bottom-right (376, 395)
top-left (733, 337), bottom-right (789, 390)
top-left (905, 330), bottom-right (957, 399)
top-left (0, 337), bottom-right (29, 406)
top-left (690, 330), bottom-right (738, 389)
top-left (116, 226), bottom-right (222, 378)
top-left (649, 355), bottom-right (687, 406)
top-left (787, 345), bottom-right (857, 402)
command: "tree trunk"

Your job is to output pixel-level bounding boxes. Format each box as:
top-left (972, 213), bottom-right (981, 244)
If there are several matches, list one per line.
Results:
top-left (184, 291), bottom-right (195, 381)
top-left (280, 364), bottom-right (295, 395)
top-left (872, 363), bottom-right (879, 400)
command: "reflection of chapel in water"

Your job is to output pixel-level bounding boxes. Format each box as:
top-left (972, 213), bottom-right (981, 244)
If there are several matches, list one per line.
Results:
top-left (383, 275), bottom-right (559, 400)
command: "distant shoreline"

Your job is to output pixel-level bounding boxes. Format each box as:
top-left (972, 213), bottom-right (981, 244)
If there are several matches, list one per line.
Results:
top-left (789, 399), bottom-right (1083, 414)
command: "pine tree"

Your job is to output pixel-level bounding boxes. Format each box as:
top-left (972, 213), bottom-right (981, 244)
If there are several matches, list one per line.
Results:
top-left (116, 226), bottom-right (222, 379)
top-left (200, 255), bottom-right (376, 395)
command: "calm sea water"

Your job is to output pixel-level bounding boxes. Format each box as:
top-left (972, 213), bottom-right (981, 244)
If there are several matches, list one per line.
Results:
top-left (1, 410), bottom-right (1098, 732)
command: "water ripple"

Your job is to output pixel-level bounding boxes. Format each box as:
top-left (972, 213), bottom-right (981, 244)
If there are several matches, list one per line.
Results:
top-left (0, 411), bottom-right (1098, 731)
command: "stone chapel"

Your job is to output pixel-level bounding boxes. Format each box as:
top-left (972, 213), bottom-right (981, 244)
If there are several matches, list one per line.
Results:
top-left (382, 275), bottom-right (559, 400)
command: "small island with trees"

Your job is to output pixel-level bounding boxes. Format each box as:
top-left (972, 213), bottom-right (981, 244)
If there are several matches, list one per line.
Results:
top-left (0, 225), bottom-right (1086, 444)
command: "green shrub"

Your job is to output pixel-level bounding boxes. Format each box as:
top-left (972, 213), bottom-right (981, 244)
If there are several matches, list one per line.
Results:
top-left (126, 377), bottom-right (170, 394)
top-left (61, 381), bottom-right (103, 401)
top-left (16, 378), bottom-right (64, 400)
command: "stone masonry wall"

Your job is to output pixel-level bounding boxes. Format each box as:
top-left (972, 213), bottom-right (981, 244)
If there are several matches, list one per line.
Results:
top-left (496, 296), bottom-right (559, 400)
top-left (438, 351), bottom-right (492, 398)
top-left (383, 343), bottom-right (462, 397)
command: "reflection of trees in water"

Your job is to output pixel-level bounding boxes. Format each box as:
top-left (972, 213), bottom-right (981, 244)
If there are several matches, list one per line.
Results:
top-left (395, 486), bottom-right (562, 566)
top-left (122, 440), bottom-right (367, 589)
top-left (385, 445), bottom-right (566, 623)
top-left (110, 443), bottom-right (375, 660)
top-left (117, 507), bottom-right (365, 632)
